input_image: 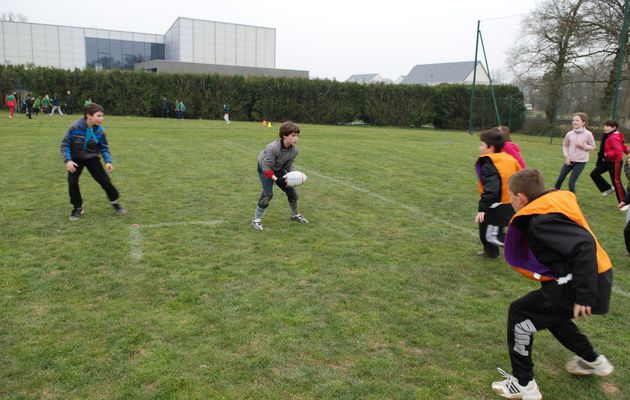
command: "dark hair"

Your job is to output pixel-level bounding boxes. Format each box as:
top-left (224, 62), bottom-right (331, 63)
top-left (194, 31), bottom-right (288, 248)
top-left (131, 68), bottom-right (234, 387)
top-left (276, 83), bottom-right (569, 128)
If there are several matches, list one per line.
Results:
top-left (508, 168), bottom-right (546, 202)
top-left (279, 121), bottom-right (301, 138)
top-left (83, 103), bottom-right (104, 117)
top-left (498, 125), bottom-right (511, 142)
top-left (604, 120), bottom-right (618, 129)
top-left (480, 127), bottom-right (505, 152)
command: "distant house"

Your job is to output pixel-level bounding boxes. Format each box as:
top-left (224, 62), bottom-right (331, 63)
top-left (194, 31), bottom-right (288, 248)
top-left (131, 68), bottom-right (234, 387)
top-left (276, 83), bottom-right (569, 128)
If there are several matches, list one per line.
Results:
top-left (346, 73), bottom-right (385, 84)
top-left (394, 75), bottom-right (406, 84)
top-left (400, 61), bottom-right (490, 85)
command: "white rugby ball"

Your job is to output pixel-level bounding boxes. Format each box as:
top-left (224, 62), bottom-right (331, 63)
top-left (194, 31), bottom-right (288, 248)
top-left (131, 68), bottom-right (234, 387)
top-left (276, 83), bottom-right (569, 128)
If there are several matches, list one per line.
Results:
top-left (284, 171), bottom-right (308, 186)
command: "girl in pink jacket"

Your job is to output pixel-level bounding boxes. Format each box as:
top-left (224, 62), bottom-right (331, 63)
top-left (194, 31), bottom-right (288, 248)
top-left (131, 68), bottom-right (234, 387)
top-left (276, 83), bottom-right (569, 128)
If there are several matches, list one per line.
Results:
top-left (553, 112), bottom-right (596, 193)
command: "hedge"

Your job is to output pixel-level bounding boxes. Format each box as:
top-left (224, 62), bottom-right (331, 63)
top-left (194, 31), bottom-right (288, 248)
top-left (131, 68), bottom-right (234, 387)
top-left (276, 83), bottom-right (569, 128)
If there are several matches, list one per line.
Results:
top-left (0, 65), bottom-right (525, 131)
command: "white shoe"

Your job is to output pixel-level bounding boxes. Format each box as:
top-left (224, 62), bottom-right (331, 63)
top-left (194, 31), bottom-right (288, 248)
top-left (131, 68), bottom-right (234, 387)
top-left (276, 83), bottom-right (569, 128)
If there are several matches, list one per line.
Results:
top-left (291, 214), bottom-right (309, 224)
top-left (491, 368), bottom-right (542, 399)
top-left (603, 187), bottom-right (615, 196)
top-left (251, 219), bottom-right (263, 231)
top-left (566, 355), bottom-right (614, 376)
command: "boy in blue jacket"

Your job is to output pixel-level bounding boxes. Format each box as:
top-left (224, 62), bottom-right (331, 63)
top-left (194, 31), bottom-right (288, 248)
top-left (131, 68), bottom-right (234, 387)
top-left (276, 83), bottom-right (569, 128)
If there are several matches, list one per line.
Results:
top-left (60, 103), bottom-right (126, 220)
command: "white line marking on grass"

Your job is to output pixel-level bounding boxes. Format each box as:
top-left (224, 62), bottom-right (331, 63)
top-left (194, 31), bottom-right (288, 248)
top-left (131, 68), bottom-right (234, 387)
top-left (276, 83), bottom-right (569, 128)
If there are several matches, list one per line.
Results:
top-left (225, 139), bottom-right (476, 237)
top-left (128, 220), bottom-right (223, 261)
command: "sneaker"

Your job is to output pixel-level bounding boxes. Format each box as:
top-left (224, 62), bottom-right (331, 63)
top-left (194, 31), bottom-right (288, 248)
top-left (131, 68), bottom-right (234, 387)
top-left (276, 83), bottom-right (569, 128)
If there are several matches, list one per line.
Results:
top-left (112, 203), bottom-right (127, 215)
top-left (291, 214), bottom-right (309, 224)
top-left (491, 368), bottom-right (542, 400)
top-left (477, 250), bottom-right (499, 259)
top-left (69, 207), bottom-right (84, 221)
top-left (566, 355), bottom-right (614, 376)
top-left (603, 187), bottom-right (615, 196)
top-left (251, 219), bottom-right (264, 231)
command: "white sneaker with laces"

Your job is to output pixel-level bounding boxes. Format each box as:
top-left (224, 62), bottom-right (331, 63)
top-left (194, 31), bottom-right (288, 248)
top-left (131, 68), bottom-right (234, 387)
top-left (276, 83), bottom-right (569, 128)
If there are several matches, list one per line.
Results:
top-left (566, 355), bottom-right (614, 376)
top-left (251, 219), bottom-right (264, 231)
top-left (491, 368), bottom-right (542, 399)
top-left (603, 187), bottom-right (615, 196)
top-left (291, 214), bottom-right (309, 224)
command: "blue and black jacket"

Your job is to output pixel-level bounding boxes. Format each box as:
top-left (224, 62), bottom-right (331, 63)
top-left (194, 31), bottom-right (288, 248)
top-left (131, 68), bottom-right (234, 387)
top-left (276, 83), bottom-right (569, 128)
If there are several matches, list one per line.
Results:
top-left (60, 118), bottom-right (112, 164)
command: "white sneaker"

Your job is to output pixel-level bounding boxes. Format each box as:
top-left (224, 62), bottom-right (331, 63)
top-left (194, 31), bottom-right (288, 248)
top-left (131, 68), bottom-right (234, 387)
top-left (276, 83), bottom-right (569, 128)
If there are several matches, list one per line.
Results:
top-left (603, 187), bottom-right (615, 196)
top-left (566, 355), bottom-right (614, 376)
top-left (291, 214), bottom-right (309, 224)
top-left (491, 368), bottom-right (542, 399)
top-left (251, 219), bottom-right (264, 231)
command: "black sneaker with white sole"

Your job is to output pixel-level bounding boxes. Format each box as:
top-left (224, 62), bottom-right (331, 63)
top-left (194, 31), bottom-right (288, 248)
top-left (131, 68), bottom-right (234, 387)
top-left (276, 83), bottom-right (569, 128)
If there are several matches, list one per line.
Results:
top-left (69, 207), bottom-right (84, 221)
top-left (291, 214), bottom-right (309, 223)
top-left (112, 203), bottom-right (127, 215)
top-left (251, 219), bottom-right (264, 231)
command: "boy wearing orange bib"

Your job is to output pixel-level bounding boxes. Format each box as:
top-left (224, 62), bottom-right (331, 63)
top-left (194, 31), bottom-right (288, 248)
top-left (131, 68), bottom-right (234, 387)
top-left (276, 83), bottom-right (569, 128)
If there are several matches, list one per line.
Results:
top-left (491, 168), bottom-right (614, 399)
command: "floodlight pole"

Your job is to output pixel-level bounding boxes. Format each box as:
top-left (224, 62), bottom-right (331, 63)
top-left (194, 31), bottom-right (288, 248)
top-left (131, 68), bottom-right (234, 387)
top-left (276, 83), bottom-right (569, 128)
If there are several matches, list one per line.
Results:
top-left (613, 0), bottom-right (630, 120)
top-left (469, 20), bottom-right (481, 134)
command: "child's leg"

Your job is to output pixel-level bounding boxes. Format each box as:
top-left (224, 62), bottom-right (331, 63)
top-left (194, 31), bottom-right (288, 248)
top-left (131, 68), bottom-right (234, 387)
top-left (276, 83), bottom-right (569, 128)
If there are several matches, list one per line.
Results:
top-left (478, 221), bottom-right (499, 257)
top-left (84, 158), bottom-right (120, 202)
top-left (610, 160), bottom-right (626, 202)
top-left (590, 163), bottom-right (612, 192)
top-left (254, 166), bottom-right (274, 220)
top-left (554, 163), bottom-right (573, 190)
top-left (548, 319), bottom-right (598, 362)
top-left (507, 289), bottom-right (576, 385)
top-left (568, 162), bottom-right (586, 193)
top-left (624, 221), bottom-right (630, 255)
top-left (68, 162), bottom-right (86, 208)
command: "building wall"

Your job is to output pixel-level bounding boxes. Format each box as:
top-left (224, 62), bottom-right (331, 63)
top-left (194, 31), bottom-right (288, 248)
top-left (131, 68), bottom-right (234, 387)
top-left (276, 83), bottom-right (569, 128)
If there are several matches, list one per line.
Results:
top-left (136, 60), bottom-right (306, 78)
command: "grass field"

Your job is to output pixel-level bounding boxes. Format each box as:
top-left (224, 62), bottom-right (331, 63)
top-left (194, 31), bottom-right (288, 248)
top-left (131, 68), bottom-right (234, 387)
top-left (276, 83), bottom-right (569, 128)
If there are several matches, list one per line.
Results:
top-left (1, 113), bottom-right (628, 399)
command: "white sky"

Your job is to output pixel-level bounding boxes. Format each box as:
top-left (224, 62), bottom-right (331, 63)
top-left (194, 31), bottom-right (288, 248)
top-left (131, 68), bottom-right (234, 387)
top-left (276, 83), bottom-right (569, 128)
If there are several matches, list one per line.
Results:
top-left (7, 0), bottom-right (537, 81)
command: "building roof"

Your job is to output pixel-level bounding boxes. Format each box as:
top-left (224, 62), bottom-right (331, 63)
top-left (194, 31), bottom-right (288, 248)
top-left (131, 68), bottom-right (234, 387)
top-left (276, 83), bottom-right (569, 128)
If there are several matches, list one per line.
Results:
top-left (401, 61), bottom-right (487, 85)
top-left (346, 73), bottom-right (383, 83)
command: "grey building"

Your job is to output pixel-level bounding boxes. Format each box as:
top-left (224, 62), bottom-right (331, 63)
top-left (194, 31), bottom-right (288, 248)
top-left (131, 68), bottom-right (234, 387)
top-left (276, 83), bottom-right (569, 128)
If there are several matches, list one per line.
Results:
top-left (0, 17), bottom-right (308, 78)
top-left (345, 73), bottom-right (385, 84)
top-left (401, 61), bottom-right (489, 85)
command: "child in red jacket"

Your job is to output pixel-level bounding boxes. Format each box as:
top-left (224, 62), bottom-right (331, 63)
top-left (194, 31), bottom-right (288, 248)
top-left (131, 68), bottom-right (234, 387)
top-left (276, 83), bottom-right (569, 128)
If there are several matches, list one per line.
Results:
top-left (602, 120), bottom-right (628, 204)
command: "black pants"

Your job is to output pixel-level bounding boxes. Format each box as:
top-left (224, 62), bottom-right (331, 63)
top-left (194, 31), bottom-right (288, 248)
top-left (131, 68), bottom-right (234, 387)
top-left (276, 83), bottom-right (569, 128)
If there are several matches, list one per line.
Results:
top-left (68, 158), bottom-right (119, 208)
top-left (478, 221), bottom-right (504, 257)
top-left (624, 221), bottom-right (630, 255)
top-left (590, 161), bottom-right (625, 202)
top-left (507, 289), bottom-right (597, 384)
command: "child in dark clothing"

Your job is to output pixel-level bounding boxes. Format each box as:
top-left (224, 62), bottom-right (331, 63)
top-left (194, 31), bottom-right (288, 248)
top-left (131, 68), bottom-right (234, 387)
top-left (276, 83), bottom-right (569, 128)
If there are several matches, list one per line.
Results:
top-left (475, 128), bottom-right (521, 258)
top-left (491, 168), bottom-right (614, 399)
top-left (591, 120), bottom-right (628, 204)
top-left (60, 103), bottom-right (126, 220)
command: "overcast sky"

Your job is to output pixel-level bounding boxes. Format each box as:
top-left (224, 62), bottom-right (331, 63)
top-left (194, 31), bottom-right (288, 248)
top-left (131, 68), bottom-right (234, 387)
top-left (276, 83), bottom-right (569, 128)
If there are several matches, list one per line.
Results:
top-left (7, 0), bottom-right (537, 81)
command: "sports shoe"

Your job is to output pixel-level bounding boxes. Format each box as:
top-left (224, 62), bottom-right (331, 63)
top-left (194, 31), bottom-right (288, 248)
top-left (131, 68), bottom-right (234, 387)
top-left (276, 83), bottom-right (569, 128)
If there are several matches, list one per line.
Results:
top-left (477, 250), bottom-right (499, 259)
top-left (603, 187), bottom-right (615, 196)
top-left (291, 214), bottom-right (309, 224)
top-left (251, 219), bottom-right (264, 231)
top-left (491, 368), bottom-right (542, 399)
top-left (69, 207), bottom-right (84, 221)
top-left (112, 203), bottom-right (127, 215)
top-left (566, 355), bottom-right (614, 376)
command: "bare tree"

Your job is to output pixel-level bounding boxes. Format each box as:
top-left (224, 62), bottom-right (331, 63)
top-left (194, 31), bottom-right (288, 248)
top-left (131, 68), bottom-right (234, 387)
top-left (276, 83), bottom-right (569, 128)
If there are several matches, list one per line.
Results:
top-left (510, 0), bottom-right (589, 125)
top-left (0, 12), bottom-right (28, 22)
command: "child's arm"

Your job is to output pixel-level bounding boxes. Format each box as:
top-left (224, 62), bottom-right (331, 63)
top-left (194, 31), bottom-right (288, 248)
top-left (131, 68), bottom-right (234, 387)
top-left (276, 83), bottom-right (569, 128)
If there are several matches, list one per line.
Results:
top-left (99, 132), bottom-right (113, 171)
top-left (478, 160), bottom-right (501, 213)
top-left (581, 131), bottom-right (596, 151)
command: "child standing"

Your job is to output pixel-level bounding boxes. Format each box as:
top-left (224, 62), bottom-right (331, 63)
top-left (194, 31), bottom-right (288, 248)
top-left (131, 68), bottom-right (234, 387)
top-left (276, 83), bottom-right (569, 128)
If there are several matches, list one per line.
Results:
top-left (251, 121), bottom-right (308, 231)
top-left (498, 125), bottom-right (526, 168)
top-left (223, 103), bottom-right (231, 124)
top-left (475, 128), bottom-right (521, 258)
top-left (5, 92), bottom-right (16, 118)
top-left (553, 112), bottom-right (596, 193)
top-left (599, 120), bottom-right (628, 204)
top-left (491, 168), bottom-right (614, 399)
top-left (60, 103), bottom-right (126, 220)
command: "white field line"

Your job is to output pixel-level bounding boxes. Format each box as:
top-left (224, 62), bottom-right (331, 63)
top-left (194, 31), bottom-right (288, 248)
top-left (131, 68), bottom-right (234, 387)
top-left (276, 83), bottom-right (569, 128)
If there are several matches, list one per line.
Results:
top-left (224, 139), bottom-right (476, 237)
top-left (128, 220), bottom-right (223, 261)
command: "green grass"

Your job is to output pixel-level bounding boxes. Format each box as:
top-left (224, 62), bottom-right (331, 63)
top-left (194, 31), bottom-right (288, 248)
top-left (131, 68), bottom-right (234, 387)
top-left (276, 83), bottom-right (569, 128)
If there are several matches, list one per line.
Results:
top-left (1, 113), bottom-right (628, 399)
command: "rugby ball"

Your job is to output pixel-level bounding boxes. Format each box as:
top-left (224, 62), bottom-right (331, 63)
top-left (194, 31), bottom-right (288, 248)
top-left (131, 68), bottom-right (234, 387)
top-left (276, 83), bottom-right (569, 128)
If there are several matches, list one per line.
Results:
top-left (284, 171), bottom-right (308, 186)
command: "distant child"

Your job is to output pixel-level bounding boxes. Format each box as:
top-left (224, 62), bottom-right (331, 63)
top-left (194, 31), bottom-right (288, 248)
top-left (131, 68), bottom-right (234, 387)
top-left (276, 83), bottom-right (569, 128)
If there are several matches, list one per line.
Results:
top-left (498, 125), bottom-right (526, 168)
top-left (475, 128), bottom-right (521, 258)
top-left (223, 103), bottom-right (231, 124)
top-left (554, 112), bottom-right (596, 193)
top-left (5, 92), bottom-right (16, 118)
top-left (492, 168), bottom-right (614, 399)
top-left (50, 94), bottom-right (64, 116)
top-left (251, 121), bottom-right (308, 231)
top-left (60, 103), bottom-right (126, 220)
top-left (590, 120), bottom-right (627, 203)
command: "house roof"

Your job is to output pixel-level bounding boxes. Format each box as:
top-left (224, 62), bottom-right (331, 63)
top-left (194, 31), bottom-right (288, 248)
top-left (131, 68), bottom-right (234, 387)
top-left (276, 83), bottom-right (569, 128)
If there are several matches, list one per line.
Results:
top-left (401, 61), bottom-right (486, 85)
top-left (346, 73), bottom-right (382, 83)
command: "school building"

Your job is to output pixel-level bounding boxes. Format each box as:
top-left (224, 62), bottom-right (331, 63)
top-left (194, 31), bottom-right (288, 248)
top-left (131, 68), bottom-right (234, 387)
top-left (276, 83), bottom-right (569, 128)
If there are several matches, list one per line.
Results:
top-left (0, 17), bottom-right (308, 78)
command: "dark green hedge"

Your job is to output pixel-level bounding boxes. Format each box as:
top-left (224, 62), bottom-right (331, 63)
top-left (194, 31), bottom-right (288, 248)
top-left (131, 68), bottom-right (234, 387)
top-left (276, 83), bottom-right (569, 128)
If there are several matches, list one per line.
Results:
top-left (0, 65), bottom-right (525, 130)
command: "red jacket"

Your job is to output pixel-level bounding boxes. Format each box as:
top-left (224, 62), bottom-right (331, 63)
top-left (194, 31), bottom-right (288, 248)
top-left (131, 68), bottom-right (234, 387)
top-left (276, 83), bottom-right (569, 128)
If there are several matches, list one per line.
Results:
top-left (604, 131), bottom-right (628, 162)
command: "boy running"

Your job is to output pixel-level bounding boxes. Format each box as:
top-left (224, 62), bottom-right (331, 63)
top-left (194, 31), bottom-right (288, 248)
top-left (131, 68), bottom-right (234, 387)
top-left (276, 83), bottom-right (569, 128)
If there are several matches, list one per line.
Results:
top-left (60, 103), bottom-right (126, 220)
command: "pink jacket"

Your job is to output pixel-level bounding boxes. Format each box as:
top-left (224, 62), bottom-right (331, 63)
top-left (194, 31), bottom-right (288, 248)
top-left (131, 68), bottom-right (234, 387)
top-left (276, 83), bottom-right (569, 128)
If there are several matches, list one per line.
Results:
top-left (502, 141), bottom-right (526, 169)
top-left (562, 128), bottom-right (596, 162)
